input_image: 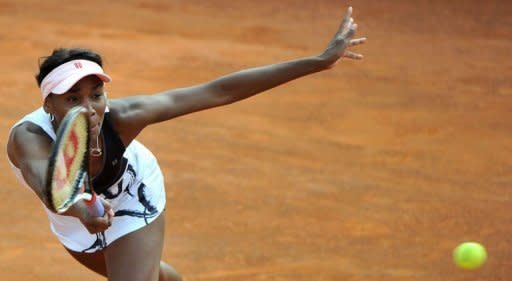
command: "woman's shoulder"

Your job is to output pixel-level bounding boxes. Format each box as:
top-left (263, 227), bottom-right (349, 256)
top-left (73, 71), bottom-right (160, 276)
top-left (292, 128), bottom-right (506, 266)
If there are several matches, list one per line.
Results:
top-left (9, 107), bottom-right (55, 140)
top-left (7, 120), bottom-right (53, 167)
top-left (9, 120), bottom-right (53, 147)
top-left (104, 97), bottom-right (148, 145)
top-left (9, 107), bottom-right (52, 140)
top-left (11, 120), bottom-right (48, 135)
top-left (107, 97), bottom-right (136, 114)
top-left (105, 98), bottom-right (136, 127)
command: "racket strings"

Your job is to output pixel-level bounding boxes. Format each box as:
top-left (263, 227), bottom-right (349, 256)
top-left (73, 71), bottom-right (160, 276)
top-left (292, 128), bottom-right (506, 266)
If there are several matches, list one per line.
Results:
top-left (51, 113), bottom-right (89, 211)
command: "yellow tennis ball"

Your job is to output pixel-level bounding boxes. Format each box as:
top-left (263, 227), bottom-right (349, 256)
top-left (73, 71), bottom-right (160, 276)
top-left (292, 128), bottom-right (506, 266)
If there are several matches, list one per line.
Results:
top-left (453, 242), bottom-right (487, 270)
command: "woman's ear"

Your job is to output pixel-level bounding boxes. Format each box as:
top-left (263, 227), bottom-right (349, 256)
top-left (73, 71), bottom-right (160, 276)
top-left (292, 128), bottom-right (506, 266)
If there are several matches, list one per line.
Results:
top-left (43, 97), bottom-right (52, 114)
top-left (104, 92), bottom-right (110, 111)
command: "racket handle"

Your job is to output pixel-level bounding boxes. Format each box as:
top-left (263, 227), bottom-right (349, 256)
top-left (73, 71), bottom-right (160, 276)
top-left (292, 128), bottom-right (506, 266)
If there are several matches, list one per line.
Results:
top-left (85, 193), bottom-right (105, 217)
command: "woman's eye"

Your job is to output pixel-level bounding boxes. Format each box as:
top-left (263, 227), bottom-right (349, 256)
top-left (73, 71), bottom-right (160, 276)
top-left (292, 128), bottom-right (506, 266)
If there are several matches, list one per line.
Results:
top-left (67, 96), bottom-right (79, 103)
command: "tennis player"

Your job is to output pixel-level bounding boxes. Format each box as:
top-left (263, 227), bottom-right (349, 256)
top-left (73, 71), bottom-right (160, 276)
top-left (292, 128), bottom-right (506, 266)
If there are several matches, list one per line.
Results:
top-left (6, 7), bottom-right (365, 281)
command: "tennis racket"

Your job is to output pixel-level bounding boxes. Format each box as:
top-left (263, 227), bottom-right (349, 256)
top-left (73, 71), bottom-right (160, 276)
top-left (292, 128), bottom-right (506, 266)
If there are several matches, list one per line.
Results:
top-left (44, 106), bottom-right (105, 217)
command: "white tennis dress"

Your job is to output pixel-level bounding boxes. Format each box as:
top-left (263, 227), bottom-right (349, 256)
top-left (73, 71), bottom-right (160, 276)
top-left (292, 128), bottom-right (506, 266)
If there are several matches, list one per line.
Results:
top-left (7, 108), bottom-right (166, 253)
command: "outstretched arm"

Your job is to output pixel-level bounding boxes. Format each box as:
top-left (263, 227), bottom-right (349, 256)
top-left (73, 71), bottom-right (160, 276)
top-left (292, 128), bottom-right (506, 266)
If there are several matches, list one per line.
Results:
top-left (7, 123), bottom-right (113, 233)
top-left (111, 7), bottom-right (366, 142)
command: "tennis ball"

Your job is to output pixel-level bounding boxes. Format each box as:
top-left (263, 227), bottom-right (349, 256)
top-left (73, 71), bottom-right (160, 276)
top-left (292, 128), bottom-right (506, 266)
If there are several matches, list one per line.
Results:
top-left (453, 242), bottom-right (487, 270)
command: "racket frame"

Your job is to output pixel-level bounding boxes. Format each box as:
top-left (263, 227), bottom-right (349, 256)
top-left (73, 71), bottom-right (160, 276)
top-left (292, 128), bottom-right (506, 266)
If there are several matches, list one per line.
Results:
top-left (45, 106), bottom-right (97, 214)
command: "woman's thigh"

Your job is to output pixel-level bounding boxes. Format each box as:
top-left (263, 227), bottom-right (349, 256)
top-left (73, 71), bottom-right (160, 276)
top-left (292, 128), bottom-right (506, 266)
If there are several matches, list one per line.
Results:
top-left (65, 212), bottom-right (166, 280)
top-left (104, 212), bottom-right (166, 281)
top-left (65, 247), bottom-right (107, 277)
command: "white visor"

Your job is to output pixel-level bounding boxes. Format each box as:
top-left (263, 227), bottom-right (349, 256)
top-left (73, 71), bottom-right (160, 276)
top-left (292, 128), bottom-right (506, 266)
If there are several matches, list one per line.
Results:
top-left (40, 59), bottom-right (111, 100)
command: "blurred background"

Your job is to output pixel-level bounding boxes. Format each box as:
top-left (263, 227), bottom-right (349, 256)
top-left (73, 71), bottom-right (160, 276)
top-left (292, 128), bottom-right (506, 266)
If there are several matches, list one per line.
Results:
top-left (1, 1), bottom-right (511, 280)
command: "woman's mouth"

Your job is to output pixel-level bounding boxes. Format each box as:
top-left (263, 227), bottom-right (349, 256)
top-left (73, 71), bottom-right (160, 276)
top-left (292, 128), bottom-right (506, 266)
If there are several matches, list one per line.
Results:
top-left (90, 123), bottom-right (99, 135)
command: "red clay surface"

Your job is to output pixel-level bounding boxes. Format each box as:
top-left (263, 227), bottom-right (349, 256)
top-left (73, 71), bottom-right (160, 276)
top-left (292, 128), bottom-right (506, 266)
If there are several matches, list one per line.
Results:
top-left (1, 1), bottom-right (511, 280)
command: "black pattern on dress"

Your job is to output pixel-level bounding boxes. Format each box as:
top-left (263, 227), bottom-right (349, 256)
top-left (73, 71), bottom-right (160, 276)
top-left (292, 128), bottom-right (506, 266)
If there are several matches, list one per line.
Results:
top-left (82, 232), bottom-right (107, 253)
top-left (114, 181), bottom-right (159, 224)
top-left (105, 163), bottom-right (159, 224)
top-left (103, 160), bottom-right (135, 200)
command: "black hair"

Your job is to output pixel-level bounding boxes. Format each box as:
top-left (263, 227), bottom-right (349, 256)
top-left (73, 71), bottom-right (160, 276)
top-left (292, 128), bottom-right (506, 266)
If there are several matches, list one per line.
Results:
top-left (35, 48), bottom-right (104, 87)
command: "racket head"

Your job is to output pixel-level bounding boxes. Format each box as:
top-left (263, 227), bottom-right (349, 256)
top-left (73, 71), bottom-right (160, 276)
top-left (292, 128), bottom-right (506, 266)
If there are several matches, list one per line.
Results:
top-left (45, 106), bottom-right (90, 213)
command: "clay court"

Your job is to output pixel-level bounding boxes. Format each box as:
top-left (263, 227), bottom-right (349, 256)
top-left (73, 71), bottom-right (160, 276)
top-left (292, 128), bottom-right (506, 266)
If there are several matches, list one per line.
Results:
top-left (1, 0), bottom-right (511, 280)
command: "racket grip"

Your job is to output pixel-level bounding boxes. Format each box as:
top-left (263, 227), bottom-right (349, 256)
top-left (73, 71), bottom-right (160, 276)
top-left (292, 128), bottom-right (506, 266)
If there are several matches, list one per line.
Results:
top-left (85, 193), bottom-right (105, 217)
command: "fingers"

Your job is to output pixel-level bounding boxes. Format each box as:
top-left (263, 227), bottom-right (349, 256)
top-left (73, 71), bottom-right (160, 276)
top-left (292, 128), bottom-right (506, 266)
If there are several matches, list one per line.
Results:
top-left (321, 6), bottom-right (365, 64)
top-left (101, 209), bottom-right (113, 227)
top-left (343, 50), bottom-right (363, 60)
top-left (86, 214), bottom-right (113, 233)
top-left (99, 197), bottom-right (114, 226)
top-left (100, 197), bottom-right (112, 211)
top-left (82, 197), bottom-right (114, 233)
top-left (336, 7), bottom-right (359, 42)
top-left (349, 37), bottom-right (367, 47)
top-left (338, 6), bottom-right (353, 33)
top-left (106, 209), bottom-right (114, 226)
top-left (345, 23), bottom-right (358, 40)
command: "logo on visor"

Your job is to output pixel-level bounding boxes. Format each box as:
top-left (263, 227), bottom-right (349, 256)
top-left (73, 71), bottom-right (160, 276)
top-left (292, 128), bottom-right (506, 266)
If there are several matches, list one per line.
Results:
top-left (74, 62), bottom-right (83, 69)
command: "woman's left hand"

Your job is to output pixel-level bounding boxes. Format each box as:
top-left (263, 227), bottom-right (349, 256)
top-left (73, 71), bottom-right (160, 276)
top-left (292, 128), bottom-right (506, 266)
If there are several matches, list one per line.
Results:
top-left (319, 6), bottom-right (367, 68)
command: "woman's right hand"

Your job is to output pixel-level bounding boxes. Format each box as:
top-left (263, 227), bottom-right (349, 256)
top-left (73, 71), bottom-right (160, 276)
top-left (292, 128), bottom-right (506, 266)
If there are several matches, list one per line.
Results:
top-left (64, 197), bottom-right (114, 234)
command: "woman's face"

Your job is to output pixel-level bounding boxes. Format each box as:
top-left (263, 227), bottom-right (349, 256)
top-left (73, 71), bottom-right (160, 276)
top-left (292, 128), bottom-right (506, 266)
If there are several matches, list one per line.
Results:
top-left (44, 75), bottom-right (107, 141)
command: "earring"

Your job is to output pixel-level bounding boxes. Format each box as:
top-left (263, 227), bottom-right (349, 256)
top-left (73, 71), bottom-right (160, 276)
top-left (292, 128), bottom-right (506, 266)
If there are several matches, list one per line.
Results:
top-left (90, 134), bottom-right (102, 157)
top-left (49, 113), bottom-right (55, 122)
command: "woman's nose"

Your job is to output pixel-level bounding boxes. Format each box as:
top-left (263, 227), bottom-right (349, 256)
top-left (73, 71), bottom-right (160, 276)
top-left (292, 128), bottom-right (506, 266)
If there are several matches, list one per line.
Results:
top-left (81, 100), bottom-right (95, 114)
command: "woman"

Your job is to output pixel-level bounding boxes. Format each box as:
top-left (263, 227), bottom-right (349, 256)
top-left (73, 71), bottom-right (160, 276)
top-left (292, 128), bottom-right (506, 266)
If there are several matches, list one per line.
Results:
top-left (6, 7), bottom-right (365, 281)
